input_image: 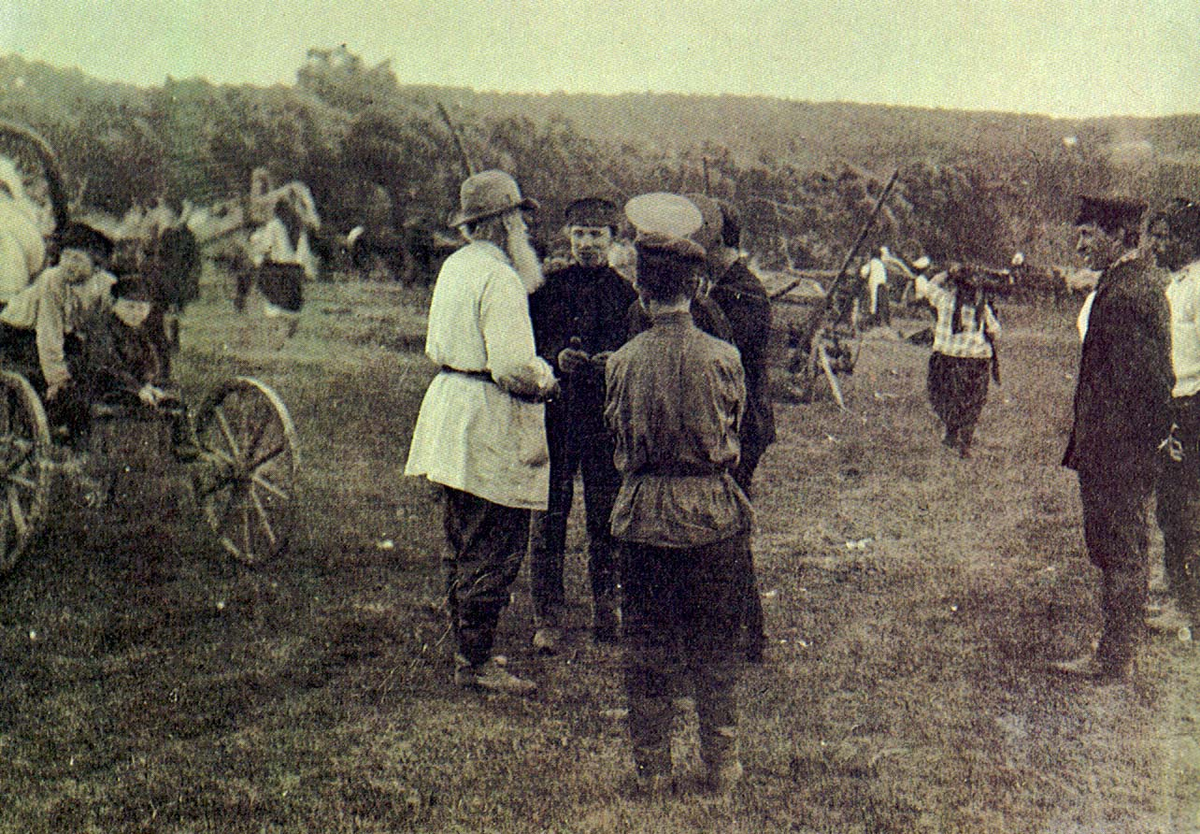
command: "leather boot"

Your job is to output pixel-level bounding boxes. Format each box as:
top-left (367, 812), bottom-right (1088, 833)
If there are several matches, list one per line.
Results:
top-left (700, 724), bottom-right (743, 794)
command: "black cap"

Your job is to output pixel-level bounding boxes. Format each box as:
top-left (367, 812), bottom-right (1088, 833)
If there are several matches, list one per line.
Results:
top-left (113, 275), bottom-right (154, 301)
top-left (564, 197), bottom-right (619, 229)
top-left (1074, 196), bottom-right (1146, 235)
top-left (57, 222), bottom-right (114, 263)
top-left (1158, 198), bottom-right (1200, 241)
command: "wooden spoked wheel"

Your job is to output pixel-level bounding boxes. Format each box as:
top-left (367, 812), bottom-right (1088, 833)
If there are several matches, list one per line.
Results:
top-left (0, 371), bottom-right (51, 575)
top-left (192, 377), bottom-right (299, 566)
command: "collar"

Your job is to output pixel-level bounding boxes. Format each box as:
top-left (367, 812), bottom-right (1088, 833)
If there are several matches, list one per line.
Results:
top-left (470, 239), bottom-right (512, 267)
top-left (650, 309), bottom-right (692, 325)
top-left (1173, 259), bottom-right (1200, 282)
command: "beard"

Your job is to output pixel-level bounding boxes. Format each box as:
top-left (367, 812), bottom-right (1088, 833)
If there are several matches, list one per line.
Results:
top-left (506, 226), bottom-right (544, 293)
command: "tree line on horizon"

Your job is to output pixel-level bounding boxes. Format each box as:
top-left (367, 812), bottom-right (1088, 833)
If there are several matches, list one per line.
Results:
top-left (1, 47), bottom-right (1198, 281)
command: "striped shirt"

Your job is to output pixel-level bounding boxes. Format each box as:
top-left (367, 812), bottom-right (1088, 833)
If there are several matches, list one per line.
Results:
top-left (915, 275), bottom-right (1000, 359)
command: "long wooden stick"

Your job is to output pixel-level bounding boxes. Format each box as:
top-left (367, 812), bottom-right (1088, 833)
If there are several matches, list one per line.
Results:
top-left (770, 168), bottom-right (900, 303)
top-left (436, 103), bottom-right (476, 178)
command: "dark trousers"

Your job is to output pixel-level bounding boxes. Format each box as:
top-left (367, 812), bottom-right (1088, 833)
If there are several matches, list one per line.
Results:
top-left (442, 486), bottom-right (530, 666)
top-left (0, 325), bottom-right (89, 440)
top-left (621, 535), bottom-right (744, 773)
top-left (1155, 396), bottom-right (1200, 622)
top-left (1078, 468), bottom-right (1154, 668)
top-left (731, 457), bottom-right (765, 651)
top-left (927, 352), bottom-right (990, 447)
top-left (529, 420), bottom-right (620, 620)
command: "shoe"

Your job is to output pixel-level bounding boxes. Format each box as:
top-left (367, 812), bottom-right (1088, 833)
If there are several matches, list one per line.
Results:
top-left (1048, 653), bottom-right (1129, 683)
top-left (703, 758), bottom-right (744, 795)
top-left (745, 633), bottom-right (766, 664)
top-left (592, 598), bottom-right (620, 643)
top-left (171, 442), bottom-right (203, 463)
top-left (455, 658), bottom-right (537, 695)
top-left (1146, 604), bottom-right (1188, 635)
top-left (941, 430), bottom-right (957, 449)
top-left (626, 771), bottom-right (674, 799)
top-left (532, 626), bottom-right (563, 654)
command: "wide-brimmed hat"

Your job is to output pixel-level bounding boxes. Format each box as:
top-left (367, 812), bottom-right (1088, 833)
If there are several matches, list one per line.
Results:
top-left (447, 169), bottom-right (539, 228)
top-left (624, 193), bottom-right (703, 239)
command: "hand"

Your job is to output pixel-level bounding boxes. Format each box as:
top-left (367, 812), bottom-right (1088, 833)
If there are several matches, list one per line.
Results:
top-left (589, 351), bottom-right (613, 370)
top-left (138, 384), bottom-right (166, 406)
top-left (46, 382), bottom-right (65, 402)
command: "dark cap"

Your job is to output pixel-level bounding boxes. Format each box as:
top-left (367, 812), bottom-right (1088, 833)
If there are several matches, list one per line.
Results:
top-left (634, 230), bottom-right (707, 263)
top-left (113, 275), bottom-right (154, 302)
top-left (1074, 196), bottom-right (1146, 234)
top-left (564, 197), bottom-right (619, 229)
top-left (1158, 198), bottom-right (1200, 241)
top-left (57, 222), bottom-right (114, 263)
top-left (633, 231), bottom-right (706, 303)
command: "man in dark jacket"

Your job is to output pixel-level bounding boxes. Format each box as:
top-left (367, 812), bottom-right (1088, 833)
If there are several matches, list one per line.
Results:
top-left (1055, 196), bottom-right (1173, 683)
top-left (606, 228), bottom-right (752, 796)
top-left (528, 198), bottom-right (637, 651)
top-left (691, 196), bottom-right (776, 662)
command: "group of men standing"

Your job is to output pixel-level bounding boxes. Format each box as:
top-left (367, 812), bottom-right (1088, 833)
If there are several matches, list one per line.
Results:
top-left (404, 170), bottom-right (775, 794)
top-left (1058, 195), bottom-right (1200, 683)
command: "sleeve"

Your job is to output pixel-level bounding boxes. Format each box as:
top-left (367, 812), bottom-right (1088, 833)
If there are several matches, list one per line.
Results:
top-left (35, 276), bottom-right (70, 390)
top-left (984, 304), bottom-right (1001, 339)
top-left (480, 264), bottom-right (555, 397)
top-left (247, 221), bottom-right (277, 267)
top-left (1111, 285), bottom-right (1173, 446)
top-left (527, 283), bottom-right (562, 365)
top-left (916, 275), bottom-right (950, 307)
top-left (82, 312), bottom-right (143, 396)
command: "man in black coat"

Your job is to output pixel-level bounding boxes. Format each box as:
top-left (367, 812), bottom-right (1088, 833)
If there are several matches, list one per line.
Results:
top-left (693, 196), bottom-right (776, 663)
top-left (528, 197), bottom-right (637, 651)
top-left (1055, 196), bottom-right (1173, 683)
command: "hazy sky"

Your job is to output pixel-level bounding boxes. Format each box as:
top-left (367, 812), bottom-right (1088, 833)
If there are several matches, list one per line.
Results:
top-left (1, 0), bottom-right (1197, 118)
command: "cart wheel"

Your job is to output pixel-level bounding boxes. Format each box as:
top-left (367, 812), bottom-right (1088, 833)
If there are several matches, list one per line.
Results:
top-left (0, 371), bottom-right (51, 575)
top-left (192, 376), bottom-right (299, 566)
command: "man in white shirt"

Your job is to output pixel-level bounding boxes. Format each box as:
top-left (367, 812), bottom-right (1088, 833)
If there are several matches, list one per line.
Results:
top-left (404, 170), bottom-right (558, 695)
top-left (1152, 198), bottom-right (1200, 632)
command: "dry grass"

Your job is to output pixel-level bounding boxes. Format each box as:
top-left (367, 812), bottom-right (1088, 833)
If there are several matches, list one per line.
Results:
top-left (0, 276), bottom-right (1197, 833)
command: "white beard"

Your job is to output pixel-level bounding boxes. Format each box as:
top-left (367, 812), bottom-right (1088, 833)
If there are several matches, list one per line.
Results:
top-left (507, 228), bottom-right (544, 294)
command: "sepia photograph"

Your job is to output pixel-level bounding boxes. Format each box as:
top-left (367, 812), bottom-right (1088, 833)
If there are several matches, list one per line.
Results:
top-left (1, 1), bottom-right (1199, 831)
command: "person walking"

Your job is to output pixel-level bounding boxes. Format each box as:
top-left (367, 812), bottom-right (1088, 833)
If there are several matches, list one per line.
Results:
top-left (404, 170), bottom-right (558, 696)
top-left (914, 263), bottom-right (1001, 458)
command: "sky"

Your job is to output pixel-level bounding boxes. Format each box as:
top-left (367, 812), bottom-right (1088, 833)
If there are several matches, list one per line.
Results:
top-left (1, 0), bottom-right (1197, 119)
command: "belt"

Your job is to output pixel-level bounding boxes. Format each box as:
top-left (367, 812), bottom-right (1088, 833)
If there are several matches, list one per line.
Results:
top-left (440, 365), bottom-right (493, 383)
top-left (439, 366), bottom-right (544, 404)
top-left (634, 462), bottom-right (725, 477)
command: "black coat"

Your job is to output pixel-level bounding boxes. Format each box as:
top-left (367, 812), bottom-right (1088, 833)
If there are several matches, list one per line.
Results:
top-left (1063, 253), bottom-right (1172, 478)
top-left (529, 263), bottom-right (636, 431)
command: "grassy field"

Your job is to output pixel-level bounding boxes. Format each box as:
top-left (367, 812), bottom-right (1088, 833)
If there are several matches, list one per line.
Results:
top-left (0, 272), bottom-right (1198, 833)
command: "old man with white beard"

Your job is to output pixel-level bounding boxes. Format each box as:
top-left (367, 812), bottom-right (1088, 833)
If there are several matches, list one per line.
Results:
top-left (405, 170), bottom-right (559, 696)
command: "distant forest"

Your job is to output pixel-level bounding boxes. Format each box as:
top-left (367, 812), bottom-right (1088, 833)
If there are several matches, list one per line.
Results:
top-left (2, 47), bottom-right (1199, 274)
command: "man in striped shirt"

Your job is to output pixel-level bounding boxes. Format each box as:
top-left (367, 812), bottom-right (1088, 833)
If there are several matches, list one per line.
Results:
top-left (914, 265), bottom-right (1001, 458)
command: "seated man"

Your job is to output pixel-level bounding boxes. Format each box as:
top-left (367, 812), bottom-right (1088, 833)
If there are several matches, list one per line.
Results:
top-left (0, 222), bottom-right (118, 440)
top-left (77, 274), bottom-right (197, 460)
